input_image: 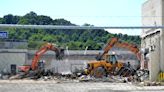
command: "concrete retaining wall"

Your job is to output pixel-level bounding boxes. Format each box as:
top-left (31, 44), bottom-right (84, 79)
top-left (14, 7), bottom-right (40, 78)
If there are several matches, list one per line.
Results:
top-left (0, 49), bottom-right (27, 73)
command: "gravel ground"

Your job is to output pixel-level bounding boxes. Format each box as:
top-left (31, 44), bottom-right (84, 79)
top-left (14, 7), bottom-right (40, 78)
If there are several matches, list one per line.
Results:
top-left (0, 80), bottom-right (164, 92)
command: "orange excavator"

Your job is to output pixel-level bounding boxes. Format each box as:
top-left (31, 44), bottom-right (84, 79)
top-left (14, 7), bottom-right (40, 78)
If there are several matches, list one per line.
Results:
top-left (18, 43), bottom-right (64, 73)
top-left (84, 37), bottom-right (141, 78)
top-left (96, 37), bottom-right (140, 61)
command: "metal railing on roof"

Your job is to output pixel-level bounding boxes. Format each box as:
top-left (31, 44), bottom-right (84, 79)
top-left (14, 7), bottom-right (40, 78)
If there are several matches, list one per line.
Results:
top-left (0, 24), bottom-right (163, 29)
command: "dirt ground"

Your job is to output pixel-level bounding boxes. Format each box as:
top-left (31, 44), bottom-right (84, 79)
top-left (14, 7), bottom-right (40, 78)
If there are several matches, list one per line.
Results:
top-left (0, 80), bottom-right (164, 92)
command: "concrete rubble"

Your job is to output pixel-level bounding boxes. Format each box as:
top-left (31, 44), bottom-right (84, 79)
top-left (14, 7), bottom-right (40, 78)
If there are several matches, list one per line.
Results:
top-left (0, 68), bottom-right (157, 87)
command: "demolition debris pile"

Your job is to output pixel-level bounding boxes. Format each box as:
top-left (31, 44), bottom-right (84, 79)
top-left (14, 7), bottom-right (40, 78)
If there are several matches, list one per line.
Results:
top-left (0, 37), bottom-right (154, 86)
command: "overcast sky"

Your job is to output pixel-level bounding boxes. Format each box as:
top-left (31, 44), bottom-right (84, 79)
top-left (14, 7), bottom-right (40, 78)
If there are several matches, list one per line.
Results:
top-left (0, 0), bottom-right (147, 35)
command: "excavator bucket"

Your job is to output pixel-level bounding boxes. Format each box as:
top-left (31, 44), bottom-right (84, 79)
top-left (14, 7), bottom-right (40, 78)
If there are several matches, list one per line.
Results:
top-left (56, 48), bottom-right (64, 60)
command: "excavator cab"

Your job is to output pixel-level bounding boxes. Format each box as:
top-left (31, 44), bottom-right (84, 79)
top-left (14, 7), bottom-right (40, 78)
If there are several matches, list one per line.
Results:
top-left (105, 54), bottom-right (118, 65)
top-left (110, 55), bottom-right (118, 64)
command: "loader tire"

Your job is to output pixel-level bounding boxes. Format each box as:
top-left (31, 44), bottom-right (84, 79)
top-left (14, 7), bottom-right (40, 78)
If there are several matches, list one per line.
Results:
top-left (93, 67), bottom-right (106, 78)
top-left (118, 67), bottom-right (133, 77)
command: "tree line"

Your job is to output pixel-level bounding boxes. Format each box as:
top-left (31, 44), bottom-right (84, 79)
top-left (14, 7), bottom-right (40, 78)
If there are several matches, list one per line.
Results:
top-left (0, 11), bottom-right (141, 50)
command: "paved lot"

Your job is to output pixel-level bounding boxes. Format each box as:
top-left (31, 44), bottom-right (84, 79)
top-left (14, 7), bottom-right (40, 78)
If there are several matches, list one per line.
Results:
top-left (0, 80), bottom-right (164, 92)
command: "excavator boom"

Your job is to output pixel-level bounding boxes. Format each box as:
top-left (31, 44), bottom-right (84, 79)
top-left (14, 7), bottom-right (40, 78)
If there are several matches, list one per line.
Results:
top-left (103, 38), bottom-right (118, 56)
top-left (99, 37), bottom-right (140, 61)
top-left (97, 38), bottom-right (118, 60)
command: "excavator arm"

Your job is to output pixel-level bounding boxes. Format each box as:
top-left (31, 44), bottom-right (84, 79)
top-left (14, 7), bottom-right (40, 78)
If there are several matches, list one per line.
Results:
top-left (115, 42), bottom-right (141, 61)
top-left (98, 38), bottom-right (118, 60)
top-left (31, 43), bottom-right (60, 70)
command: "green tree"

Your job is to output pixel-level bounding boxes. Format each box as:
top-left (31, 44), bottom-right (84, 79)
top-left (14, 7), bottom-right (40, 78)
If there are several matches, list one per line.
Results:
top-left (18, 18), bottom-right (28, 24)
top-left (53, 18), bottom-right (73, 25)
top-left (23, 11), bottom-right (38, 24)
top-left (3, 14), bottom-right (20, 24)
top-left (0, 12), bottom-right (141, 50)
top-left (0, 18), bottom-right (3, 24)
top-left (37, 15), bottom-right (53, 25)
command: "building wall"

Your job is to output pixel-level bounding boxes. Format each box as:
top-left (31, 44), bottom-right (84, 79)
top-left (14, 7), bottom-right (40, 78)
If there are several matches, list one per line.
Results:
top-left (149, 31), bottom-right (160, 81)
top-left (142, 0), bottom-right (162, 33)
top-left (160, 30), bottom-right (164, 71)
top-left (0, 49), bottom-right (27, 73)
top-left (0, 41), bottom-right (27, 49)
top-left (142, 0), bottom-right (164, 81)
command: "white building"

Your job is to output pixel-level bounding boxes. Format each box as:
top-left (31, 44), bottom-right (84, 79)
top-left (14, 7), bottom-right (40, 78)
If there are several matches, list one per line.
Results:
top-left (141, 0), bottom-right (164, 81)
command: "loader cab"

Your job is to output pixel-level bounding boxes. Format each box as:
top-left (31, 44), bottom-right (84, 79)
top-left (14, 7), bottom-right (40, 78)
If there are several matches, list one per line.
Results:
top-left (105, 54), bottom-right (118, 64)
